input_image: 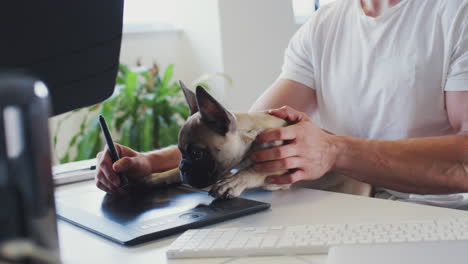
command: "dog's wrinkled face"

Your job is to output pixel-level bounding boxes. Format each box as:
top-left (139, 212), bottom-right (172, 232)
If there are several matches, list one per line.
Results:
top-left (178, 82), bottom-right (244, 188)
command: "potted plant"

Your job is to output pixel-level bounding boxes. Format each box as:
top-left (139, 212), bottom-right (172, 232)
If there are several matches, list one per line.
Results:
top-left (53, 62), bottom-right (230, 163)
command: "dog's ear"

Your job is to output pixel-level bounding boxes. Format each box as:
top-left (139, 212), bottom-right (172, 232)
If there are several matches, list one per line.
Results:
top-left (179, 81), bottom-right (198, 115)
top-left (196, 86), bottom-right (236, 135)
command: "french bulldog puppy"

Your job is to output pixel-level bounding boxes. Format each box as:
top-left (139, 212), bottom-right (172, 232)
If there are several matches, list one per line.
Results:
top-left (140, 81), bottom-right (372, 198)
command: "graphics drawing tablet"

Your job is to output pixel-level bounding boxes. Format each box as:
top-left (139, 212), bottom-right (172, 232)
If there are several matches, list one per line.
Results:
top-left (55, 184), bottom-right (270, 245)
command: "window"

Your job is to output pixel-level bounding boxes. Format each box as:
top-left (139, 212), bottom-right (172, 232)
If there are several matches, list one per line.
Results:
top-left (123, 0), bottom-right (177, 33)
top-left (292, 0), bottom-right (337, 24)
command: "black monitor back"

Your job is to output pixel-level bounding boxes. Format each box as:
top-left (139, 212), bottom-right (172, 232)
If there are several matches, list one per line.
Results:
top-left (0, 0), bottom-right (124, 115)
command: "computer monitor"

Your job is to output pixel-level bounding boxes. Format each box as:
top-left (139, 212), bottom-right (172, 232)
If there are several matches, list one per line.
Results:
top-left (0, 1), bottom-right (124, 262)
top-left (0, 0), bottom-right (124, 115)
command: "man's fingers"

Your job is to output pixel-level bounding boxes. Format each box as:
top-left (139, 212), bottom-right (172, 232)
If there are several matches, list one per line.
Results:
top-left (268, 106), bottom-right (307, 123)
top-left (96, 151), bottom-right (103, 162)
top-left (96, 181), bottom-right (111, 193)
top-left (96, 178), bottom-right (116, 194)
top-left (114, 143), bottom-right (125, 157)
top-left (96, 169), bottom-right (118, 190)
top-left (96, 148), bottom-right (112, 167)
top-left (99, 163), bottom-right (120, 187)
top-left (251, 143), bottom-right (298, 162)
top-left (113, 157), bottom-right (134, 173)
top-left (95, 144), bottom-right (139, 194)
top-left (266, 170), bottom-right (305, 184)
top-left (256, 126), bottom-right (298, 143)
top-left (253, 157), bottom-right (302, 172)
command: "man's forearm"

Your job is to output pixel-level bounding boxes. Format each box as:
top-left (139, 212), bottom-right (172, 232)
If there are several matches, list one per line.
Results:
top-left (333, 135), bottom-right (468, 194)
top-left (145, 145), bottom-right (181, 173)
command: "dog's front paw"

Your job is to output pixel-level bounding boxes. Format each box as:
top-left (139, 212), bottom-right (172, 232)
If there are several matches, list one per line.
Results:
top-left (209, 179), bottom-right (246, 199)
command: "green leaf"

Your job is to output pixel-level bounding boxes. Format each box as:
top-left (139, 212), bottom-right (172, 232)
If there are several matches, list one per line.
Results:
top-left (141, 93), bottom-right (156, 106)
top-left (119, 121), bottom-right (131, 146)
top-left (141, 109), bottom-right (154, 151)
top-left (101, 100), bottom-right (117, 130)
top-left (123, 71), bottom-right (138, 108)
top-left (69, 134), bottom-right (79, 147)
top-left (90, 135), bottom-right (103, 161)
top-left (158, 115), bottom-right (180, 147)
top-left (119, 64), bottom-right (130, 76)
top-left (115, 112), bottom-right (131, 131)
top-left (141, 71), bottom-right (152, 85)
top-left (60, 153), bottom-right (70, 164)
top-left (75, 119), bottom-right (100, 161)
top-left (88, 104), bottom-right (101, 112)
top-left (162, 64), bottom-right (174, 89)
top-left (129, 119), bottom-right (140, 150)
top-left (171, 102), bottom-right (190, 120)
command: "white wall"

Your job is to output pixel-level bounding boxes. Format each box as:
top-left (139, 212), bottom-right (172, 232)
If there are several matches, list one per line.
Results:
top-left (172, 0), bottom-right (226, 99)
top-left (111, 0), bottom-right (301, 110)
top-left (119, 31), bottom-right (184, 77)
top-left (218, 0), bottom-right (298, 111)
top-left (120, 0), bottom-right (228, 98)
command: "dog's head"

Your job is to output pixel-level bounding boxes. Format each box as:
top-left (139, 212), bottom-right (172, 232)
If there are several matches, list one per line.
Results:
top-left (178, 81), bottom-right (247, 188)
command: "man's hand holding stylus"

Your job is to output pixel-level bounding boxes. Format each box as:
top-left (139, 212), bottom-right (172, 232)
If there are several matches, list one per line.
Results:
top-left (95, 144), bottom-right (152, 194)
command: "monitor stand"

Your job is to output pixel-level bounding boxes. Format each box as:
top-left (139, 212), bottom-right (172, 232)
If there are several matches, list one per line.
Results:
top-left (0, 73), bottom-right (60, 263)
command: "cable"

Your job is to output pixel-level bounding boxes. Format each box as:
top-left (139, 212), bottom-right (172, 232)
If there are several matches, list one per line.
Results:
top-left (0, 239), bottom-right (61, 264)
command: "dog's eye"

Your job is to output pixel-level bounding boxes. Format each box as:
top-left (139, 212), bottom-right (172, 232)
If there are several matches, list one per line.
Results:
top-left (190, 148), bottom-right (206, 161)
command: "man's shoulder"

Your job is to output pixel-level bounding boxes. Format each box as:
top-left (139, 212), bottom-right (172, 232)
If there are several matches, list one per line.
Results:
top-left (428, 0), bottom-right (468, 35)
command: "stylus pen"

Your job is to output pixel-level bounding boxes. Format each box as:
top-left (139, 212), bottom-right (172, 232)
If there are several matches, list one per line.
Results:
top-left (98, 115), bottom-right (129, 187)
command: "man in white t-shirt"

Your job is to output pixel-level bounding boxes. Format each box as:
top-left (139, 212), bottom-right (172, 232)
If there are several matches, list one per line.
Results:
top-left (95, 0), bottom-right (468, 208)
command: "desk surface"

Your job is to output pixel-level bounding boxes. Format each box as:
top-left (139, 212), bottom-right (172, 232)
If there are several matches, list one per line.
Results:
top-left (57, 181), bottom-right (468, 264)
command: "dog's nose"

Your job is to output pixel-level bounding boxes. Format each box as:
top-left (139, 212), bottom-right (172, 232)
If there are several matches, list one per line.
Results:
top-left (179, 159), bottom-right (216, 188)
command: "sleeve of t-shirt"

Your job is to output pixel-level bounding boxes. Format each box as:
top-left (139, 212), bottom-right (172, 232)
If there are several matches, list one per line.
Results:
top-left (445, 14), bottom-right (468, 92)
top-left (278, 18), bottom-right (316, 89)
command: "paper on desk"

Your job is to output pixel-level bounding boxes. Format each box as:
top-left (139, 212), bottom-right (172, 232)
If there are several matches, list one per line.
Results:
top-left (52, 158), bottom-right (97, 185)
top-left (53, 158), bottom-right (96, 175)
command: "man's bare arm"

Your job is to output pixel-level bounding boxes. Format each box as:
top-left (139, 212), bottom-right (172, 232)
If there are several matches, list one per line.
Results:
top-left (95, 144), bottom-right (181, 193)
top-left (334, 91), bottom-right (468, 194)
top-left (250, 79), bottom-right (318, 115)
top-left (254, 91), bottom-right (468, 194)
top-left (145, 146), bottom-right (182, 172)
top-left (335, 135), bottom-right (468, 194)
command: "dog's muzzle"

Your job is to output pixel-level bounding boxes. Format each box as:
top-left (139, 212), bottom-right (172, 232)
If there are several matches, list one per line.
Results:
top-left (178, 148), bottom-right (217, 188)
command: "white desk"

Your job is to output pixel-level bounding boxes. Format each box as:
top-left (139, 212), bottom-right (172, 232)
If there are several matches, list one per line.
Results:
top-left (57, 181), bottom-right (468, 264)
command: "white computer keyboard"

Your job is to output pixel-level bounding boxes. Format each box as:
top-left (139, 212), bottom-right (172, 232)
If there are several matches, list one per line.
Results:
top-left (166, 218), bottom-right (468, 259)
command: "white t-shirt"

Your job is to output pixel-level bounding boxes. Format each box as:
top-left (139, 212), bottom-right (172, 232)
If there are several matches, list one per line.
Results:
top-left (279, 0), bottom-right (468, 208)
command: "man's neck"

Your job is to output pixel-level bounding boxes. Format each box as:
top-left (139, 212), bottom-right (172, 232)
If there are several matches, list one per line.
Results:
top-left (360, 0), bottom-right (402, 17)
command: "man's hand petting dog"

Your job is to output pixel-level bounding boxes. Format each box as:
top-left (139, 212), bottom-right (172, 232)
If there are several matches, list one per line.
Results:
top-left (95, 144), bottom-right (152, 194)
top-left (251, 106), bottom-right (339, 185)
